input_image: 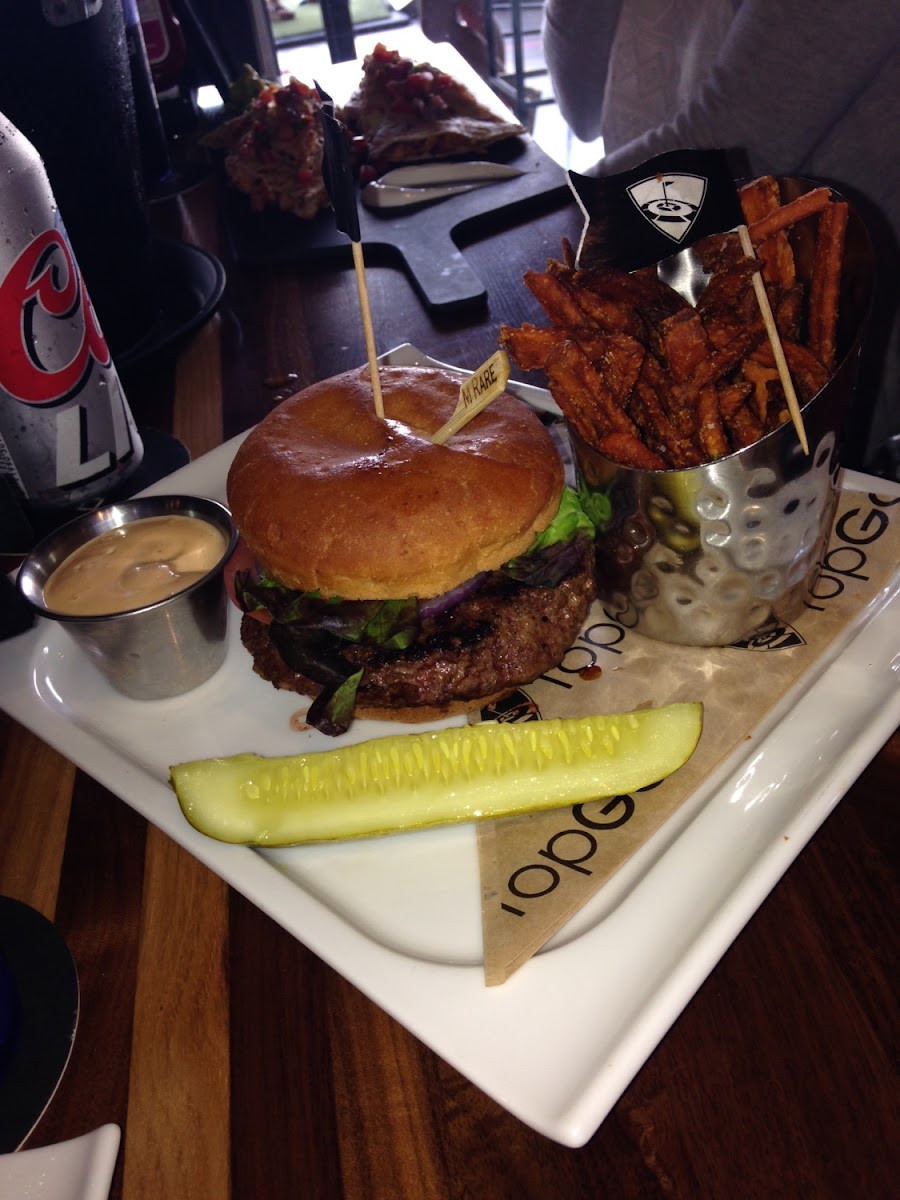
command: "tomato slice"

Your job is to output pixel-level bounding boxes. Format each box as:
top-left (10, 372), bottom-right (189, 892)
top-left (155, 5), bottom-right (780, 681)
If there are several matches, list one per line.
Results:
top-left (224, 536), bottom-right (272, 623)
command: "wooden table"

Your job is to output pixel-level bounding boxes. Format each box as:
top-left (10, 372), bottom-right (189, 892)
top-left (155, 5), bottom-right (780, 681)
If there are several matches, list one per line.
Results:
top-left (1, 177), bottom-right (897, 1199)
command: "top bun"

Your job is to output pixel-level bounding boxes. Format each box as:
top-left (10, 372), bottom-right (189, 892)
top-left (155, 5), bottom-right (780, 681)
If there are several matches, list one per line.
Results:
top-left (227, 364), bottom-right (564, 599)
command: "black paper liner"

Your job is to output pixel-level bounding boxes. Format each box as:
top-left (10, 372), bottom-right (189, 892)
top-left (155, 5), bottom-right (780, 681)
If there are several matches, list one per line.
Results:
top-left (114, 237), bottom-right (226, 373)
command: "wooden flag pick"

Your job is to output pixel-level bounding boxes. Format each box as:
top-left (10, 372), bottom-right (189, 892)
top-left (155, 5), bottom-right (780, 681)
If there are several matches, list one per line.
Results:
top-left (738, 223), bottom-right (809, 455)
top-left (431, 350), bottom-right (511, 445)
top-left (316, 82), bottom-right (384, 419)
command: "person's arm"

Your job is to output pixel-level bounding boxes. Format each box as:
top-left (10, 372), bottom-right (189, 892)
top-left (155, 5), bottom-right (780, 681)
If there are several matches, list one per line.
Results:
top-left (595, 1), bottom-right (900, 176)
top-left (418, 0), bottom-right (497, 78)
top-left (542, 0), bottom-right (623, 142)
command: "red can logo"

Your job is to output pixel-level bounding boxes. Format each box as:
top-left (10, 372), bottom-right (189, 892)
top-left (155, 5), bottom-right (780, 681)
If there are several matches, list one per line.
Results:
top-left (0, 227), bottom-right (110, 405)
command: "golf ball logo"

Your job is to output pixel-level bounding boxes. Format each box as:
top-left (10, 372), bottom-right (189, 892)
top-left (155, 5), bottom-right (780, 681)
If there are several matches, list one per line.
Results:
top-left (627, 173), bottom-right (708, 242)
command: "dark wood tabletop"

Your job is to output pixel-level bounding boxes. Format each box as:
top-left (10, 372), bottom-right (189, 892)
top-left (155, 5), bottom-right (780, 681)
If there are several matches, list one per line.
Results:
top-left (1, 173), bottom-right (898, 1200)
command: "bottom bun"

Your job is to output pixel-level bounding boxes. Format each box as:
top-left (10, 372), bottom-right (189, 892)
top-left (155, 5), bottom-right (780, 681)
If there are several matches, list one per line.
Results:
top-left (344, 691), bottom-right (511, 726)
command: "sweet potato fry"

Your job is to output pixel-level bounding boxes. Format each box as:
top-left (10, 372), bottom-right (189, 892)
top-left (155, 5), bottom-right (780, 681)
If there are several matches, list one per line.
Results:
top-left (693, 231), bottom-right (742, 275)
top-left (724, 401), bottom-right (765, 451)
top-left (807, 200), bottom-right (848, 372)
top-left (498, 323), bottom-right (566, 371)
top-left (696, 257), bottom-right (761, 324)
top-left (632, 369), bottom-right (704, 468)
top-left (751, 340), bottom-right (829, 401)
top-left (703, 316), bottom-right (750, 350)
top-left (740, 358), bottom-right (780, 424)
top-left (748, 187), bottom-right (832, 242)
top-left (656, 308), bottom-right (713, 383)
top-left (773, 282), bottom-right (805, 341)
top-left (672, 323), bottom-right (765, 406)
top-left (765, 235), bottom-right (798, 289)
top-left (559, 237), bottom-right (577, 269)
top-left (567, 288), bottom-right (647, 339)
top-left (716, 380), bottom-right (753, 420)
top-left (595, 432), bottom-right (667, 471)
top-left (765, 405), bottom-right (791, 434)
top-left (638, 351), bottom-right (695, 437)
top-left (545, 340), bottom-right (639, 440)
top-left (572, 263), bottom-right (688, 325)
top-left (523, 270), bottom-right (586, 327)
top-left (697, 385), bottom-right (730, 460)
top-left (576, 332), bottom-right (646, 404)
top-left (739, 176), bottom-right (797, 288)
top-left (739, 175), bottom-right (780, 224)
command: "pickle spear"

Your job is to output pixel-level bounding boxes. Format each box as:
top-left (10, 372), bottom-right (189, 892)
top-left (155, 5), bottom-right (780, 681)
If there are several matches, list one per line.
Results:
top-left (170, 704), bottom-right (702, 846)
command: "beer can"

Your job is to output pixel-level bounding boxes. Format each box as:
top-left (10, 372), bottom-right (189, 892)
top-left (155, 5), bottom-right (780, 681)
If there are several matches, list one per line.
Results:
top-left (0, 114), bottom-right (144, 517)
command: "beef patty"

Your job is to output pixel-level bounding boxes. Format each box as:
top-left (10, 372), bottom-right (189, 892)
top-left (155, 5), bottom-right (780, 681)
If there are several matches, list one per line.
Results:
top-left (240, 542), bottom-right (595, 712)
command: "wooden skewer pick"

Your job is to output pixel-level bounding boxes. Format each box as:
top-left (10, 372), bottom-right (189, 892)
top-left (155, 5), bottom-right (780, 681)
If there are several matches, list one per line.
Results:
top-left (316, 81), bottom-right (383, 419)
top-left (351, 241), bottom-right (384, 419)
top-left (431, 350), bottom-right (511, 445)
top-left (738, 223), bottom-right (809, 455)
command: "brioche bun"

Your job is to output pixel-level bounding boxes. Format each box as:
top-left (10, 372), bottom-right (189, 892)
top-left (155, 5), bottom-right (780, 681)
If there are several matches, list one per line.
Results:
top-left (226, 364), bottom-right (564, 599)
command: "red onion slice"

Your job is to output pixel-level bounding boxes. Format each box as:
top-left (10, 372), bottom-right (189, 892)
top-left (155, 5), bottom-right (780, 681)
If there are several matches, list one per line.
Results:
top-left (418, 572), bottom-right (488, 619)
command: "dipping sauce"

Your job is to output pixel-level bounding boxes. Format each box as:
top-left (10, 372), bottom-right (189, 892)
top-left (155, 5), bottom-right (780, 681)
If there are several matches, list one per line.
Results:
top-left (43, 515), bottom-right (228, 616)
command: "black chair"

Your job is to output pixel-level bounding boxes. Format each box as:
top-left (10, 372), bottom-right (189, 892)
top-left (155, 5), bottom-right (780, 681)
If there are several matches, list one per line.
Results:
top-left (482, 0), bottom-right (554, 125)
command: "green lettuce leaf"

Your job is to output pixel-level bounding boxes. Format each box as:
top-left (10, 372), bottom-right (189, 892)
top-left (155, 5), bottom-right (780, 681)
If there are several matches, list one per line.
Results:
top-left (575, 478), bottom-right (612, 533)
top-left (527, 486), bottom-right (596, 552)
top-left (501, 487), bottom-right (597, 586)
top-left (236, 577), bottom-right (419, 648)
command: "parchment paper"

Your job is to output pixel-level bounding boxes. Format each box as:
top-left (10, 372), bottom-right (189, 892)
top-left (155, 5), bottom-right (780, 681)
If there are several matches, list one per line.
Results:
top-left (477, 483), bottom-right (900, 984)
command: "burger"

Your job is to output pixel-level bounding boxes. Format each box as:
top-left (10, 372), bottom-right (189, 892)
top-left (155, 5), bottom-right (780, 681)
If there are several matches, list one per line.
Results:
top-left (226, 364), bottom-right (597, 735)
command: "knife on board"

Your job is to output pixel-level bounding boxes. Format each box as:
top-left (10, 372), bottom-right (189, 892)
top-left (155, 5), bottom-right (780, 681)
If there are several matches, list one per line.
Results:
top-left (361, 161), bottom-right (527, 209)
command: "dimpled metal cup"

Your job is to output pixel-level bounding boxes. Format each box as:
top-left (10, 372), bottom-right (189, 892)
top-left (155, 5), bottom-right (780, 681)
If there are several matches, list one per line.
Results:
top-left (17, 495), bottom-right (238, 699)
top-left (573, 182), bottom-right (874, 646)
top-left (575, 413), bottom-right (841, 645)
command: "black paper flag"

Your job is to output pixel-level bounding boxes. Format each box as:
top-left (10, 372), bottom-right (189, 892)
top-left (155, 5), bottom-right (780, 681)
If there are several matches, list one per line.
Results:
top-left (568, 148), bottom-right (745, 272)
top-left (315, 82), bottom-right (360, 242)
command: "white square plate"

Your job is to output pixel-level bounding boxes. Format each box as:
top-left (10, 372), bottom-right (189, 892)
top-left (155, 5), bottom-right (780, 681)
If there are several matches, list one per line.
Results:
top-left (2, 346), bottom-right (898, 1146)
top-left (0, 1126), bottom-right (119, 1200)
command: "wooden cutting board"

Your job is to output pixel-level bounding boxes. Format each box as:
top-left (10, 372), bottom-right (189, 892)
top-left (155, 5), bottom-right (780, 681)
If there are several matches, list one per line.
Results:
top-left (218, 134), bottom-right (570, 312)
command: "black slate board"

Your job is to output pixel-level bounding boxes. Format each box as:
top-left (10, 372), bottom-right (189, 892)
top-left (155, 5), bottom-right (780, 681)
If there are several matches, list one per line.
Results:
top-left (218, 135), bottom-right (569, 313)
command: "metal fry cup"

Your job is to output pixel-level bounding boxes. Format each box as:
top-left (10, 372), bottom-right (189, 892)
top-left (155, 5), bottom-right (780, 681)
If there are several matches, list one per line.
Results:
top-left (572, 181), bottom-right (874, 646)
top-left (17, 495), bottom-right (238, 699)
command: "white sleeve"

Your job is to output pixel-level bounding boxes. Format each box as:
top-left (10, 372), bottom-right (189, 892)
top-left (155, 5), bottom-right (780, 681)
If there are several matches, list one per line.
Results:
top-left (542, 0), bottom-right (623, 143)
top-left (595, 1), bottom-right (900, 177)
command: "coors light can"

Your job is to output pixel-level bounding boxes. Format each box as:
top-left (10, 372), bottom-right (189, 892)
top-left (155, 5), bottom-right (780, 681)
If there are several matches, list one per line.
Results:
top-left (0, 113), bottom-right (143, 518)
